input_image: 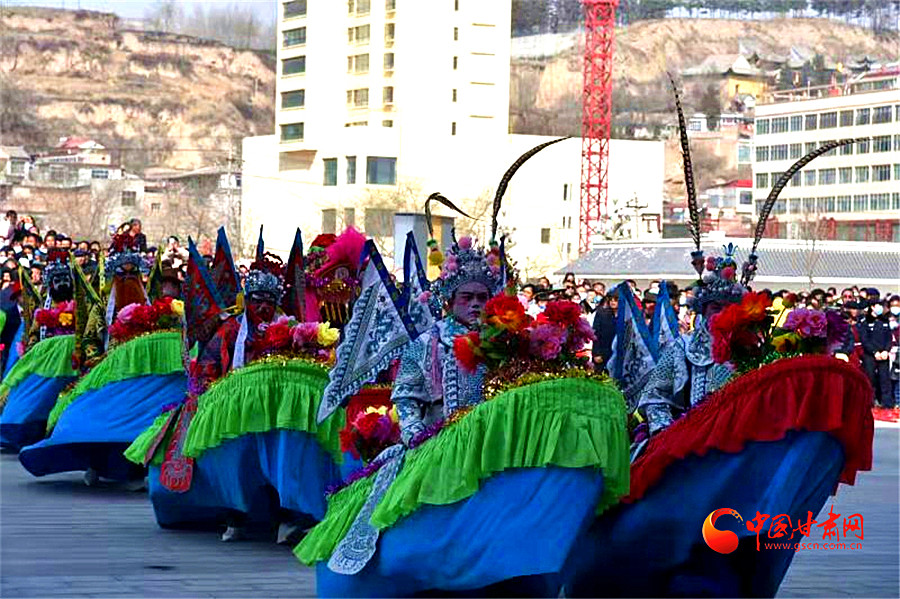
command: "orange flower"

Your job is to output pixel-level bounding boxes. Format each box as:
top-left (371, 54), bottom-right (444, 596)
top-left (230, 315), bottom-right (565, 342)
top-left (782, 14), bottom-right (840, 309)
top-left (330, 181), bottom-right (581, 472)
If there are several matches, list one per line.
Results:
top-left (484, 294), bottom-right (529, 332)
top-left (739, 291), bottom-right (772, 322)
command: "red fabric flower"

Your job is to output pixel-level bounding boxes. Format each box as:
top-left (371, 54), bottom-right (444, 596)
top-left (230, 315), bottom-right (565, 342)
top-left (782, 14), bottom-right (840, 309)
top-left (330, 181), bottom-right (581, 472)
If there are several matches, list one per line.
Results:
top-left (263, 322), bottom-right (293, 350)
top-left (345, 389), bottom-right (393, 425)
top-left (484, 293), bottom-right (529, 332)
top-left (739, 291), bottom-right (771, 322)
top-left (453, 331), bottom-right (483, 372)
top-left (544, 301), bottom-right (582, 328)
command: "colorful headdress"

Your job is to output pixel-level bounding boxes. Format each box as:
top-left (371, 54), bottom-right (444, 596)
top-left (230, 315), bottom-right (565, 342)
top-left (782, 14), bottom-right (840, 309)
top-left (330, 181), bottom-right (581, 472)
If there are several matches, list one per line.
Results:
top-left (244, 226), bottom-right (284, 302)
top-left (105, 233), bottom-right (146, 276)
top-left (669, 74), bottom-right (859, 309)
top-left (43, 250), bottom-right (72, 288)
top-left (431, 235), bottom-right (503, 302)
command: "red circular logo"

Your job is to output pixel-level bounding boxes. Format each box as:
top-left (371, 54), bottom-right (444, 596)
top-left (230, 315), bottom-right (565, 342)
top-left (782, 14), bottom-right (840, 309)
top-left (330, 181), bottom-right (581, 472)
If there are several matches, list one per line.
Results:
top-left (702, 508), bottom-right (743, 554)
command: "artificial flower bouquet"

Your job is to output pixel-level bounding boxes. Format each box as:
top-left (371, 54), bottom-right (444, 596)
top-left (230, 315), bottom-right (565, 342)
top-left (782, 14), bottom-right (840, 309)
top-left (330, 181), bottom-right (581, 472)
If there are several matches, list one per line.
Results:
top-left (454, 292), bottom-right (596, 376)
top-left (251, 315), bottom-right (340, 362)
top-left (108, 298), bottom-right (183, 344)
top-left (710, 292), bottom-right (848, 372)
top-left (338, 389), bottom-right (400, 463)
top-left (34, 300), bottom-right (75, 337)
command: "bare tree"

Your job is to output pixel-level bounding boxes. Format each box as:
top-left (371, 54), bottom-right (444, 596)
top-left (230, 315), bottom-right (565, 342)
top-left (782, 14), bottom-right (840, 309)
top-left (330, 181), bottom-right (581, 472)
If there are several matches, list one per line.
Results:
top-left (792, 200), bottom-right (829, 287)
top-left (144, 0), bottom-right (183, 34)
top-left (64, 183), bottom-right (121, 240)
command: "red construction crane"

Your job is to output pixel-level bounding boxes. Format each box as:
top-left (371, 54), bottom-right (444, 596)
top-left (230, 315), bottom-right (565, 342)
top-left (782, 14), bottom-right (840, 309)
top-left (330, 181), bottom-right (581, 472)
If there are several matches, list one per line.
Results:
top-left (579, 0), bottom-right (618, 254)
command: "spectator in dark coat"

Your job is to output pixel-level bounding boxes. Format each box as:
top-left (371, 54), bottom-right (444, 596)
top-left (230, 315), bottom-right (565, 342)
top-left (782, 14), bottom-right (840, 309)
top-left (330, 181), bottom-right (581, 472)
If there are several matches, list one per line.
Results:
top-left (592, 292), bottom-right (618, 373)
top-left (859, 302), bottom-right (893, 406)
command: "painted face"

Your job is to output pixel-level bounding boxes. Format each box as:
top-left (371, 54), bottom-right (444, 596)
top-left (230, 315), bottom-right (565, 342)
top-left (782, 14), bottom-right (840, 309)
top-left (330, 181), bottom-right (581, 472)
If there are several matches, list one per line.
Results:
top-left (450, 282), bottom-right (490, 328)
top-left (246, 293), bottom-right (277, 325)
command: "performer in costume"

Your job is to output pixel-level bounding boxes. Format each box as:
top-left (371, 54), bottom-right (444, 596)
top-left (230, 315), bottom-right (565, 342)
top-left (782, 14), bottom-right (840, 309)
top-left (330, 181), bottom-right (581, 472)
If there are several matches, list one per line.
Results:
top-left (0, 253), bottom-right (78, 450)
top-left (18, 236), bottom-right (187, 487)
top-left (298, 141), bottom-right (630, 598)
top-left (133, 227), bottom-right (358, 545)
top-left (559, 82), bottom-right (874, 598)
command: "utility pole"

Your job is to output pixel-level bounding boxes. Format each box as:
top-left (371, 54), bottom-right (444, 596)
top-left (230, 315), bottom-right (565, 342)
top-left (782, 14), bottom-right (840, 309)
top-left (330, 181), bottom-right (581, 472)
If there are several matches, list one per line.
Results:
top-left (625, 194), bottom-right (647, 241)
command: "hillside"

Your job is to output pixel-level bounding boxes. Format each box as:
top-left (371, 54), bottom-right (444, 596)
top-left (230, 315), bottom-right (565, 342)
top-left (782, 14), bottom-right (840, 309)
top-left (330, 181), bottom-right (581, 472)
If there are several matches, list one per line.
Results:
top-left (511, 17), bottom-right (899, 134)
top-left (0, 7), bottom-right (275, 170)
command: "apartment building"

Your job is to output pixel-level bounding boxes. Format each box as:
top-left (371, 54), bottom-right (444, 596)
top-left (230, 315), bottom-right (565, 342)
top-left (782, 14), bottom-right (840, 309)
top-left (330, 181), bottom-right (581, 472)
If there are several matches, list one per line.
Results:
top-left (752, 78), bottom-right (900, 242)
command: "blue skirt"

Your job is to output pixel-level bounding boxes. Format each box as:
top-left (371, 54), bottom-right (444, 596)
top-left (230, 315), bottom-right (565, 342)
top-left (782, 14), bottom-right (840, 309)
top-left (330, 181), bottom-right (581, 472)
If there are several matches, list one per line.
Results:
top-left (149, 429), bottom-right (349, 529)
top-left (2, 322), bottom-right (24, 378)
top-left (1, 373), bottom-right (77, 451)
top-left (317, 466), bottom-right (604, 598)
top-left (561, 430), bottom-right (845, 598)
top-left (19, 373), bottom-right (187, 480)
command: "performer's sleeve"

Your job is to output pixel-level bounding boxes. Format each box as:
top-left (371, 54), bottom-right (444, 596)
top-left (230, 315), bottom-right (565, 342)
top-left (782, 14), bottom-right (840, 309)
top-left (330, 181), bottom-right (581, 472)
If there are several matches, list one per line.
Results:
top-left (636, 343), bottom-right (681, 435)
top-left (391, 338), bottom-right (429, 445)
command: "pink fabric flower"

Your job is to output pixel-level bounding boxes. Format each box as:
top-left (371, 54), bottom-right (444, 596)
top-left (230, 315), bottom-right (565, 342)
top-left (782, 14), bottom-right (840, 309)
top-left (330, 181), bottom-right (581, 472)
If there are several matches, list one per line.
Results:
top-left (457, 236), bottom-right (472, 250)
top-left (116, 303), bottom-right (142, 324)
top-left (783, 308), bottom-right (827, 338)
top-left (292, 322), bottom-right (320, 347)
top-left (705, 256), bottom-right (717, 271)
top-left (529, 323), bottom-right (566, 360)
top-left (417, 291), bottom-right (432, 304)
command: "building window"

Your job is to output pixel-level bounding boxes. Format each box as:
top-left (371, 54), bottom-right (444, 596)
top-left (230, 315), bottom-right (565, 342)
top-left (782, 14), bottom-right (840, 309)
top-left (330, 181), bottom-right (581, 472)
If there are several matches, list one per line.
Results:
top-left (384, 53), bottom-right (394, 71)
top-left (755, 118), bottom-right (769, 134)
top-left (281, 90), bottom-right (305, 109)
top-left (873, 135), bottom-right (891, 152)
top-left (451, 121), bottom-right (457, 135)
top-left (856, 108), bottom-right (870, 125)
top-left (283, 27), bottom-right (306, 48)
top-left (540, 228), bottom-right (550, 244)
top-left (382, 119), bottom-right (393, 127)
top-left (348, 53), bottom-right (370, 73)
top-left (739, 190), bottom-right (753, 205)
top-left (771, 144), bottom-right (788, 161)
top-left (789, 199), bottom-right (800, 214)
top-left (346, 156), bottom-right (357, 184)
top-left (839, 167), bottom-right (852, 184)
top-left (804, 114), bottom-right (817, 130)
top-left (822, 140), bottom-right (838, 157)
top-left (871, 193), bottom-right (890, 211)
top-left (364, 208), bottom-right (393, 237)
top-left (852, 195), bottom-right (868, 212)
top-left (366, 157), bottom-right (396, 185)
top-left (385, 23), bottom-right (395, 43)
top-left (281, 122), bottom-right (304, 142)
top-left (771, 171), bottom-right (783, 185)
top-left (348, 25), bottom-right (370, 44)
top-left (755, 146), bottom-right (769, 162)
top-left (895, 163), bottom-right (900, 181)
top-left (349, 0), bottom-right (371, 15)
top-left (383, 86), bottom-right (394, 104)
top-left (895, 134), bottom-right (900, 151)
top-left (805, 141), bottom-right (816, 154)
top-left (452, 88), bottom-right (458, 102)
top-left (563, 183), bottom-right (569, 200)
top-left (346, 88), bottom-right (369, 107)
top-left (386, 0), bottom-right (396, 11)
top-left (344, 207), bottom-right (356, 228)
top-left (803, 197), bottom-right (816, 212)
top-left (345, 120), bottom-right (368, 127)
top-left (873, 106), bottom-right (892, 124)
top-left (837, 196), bottom-right (851, 212)
top-left (820, 197), bottom-right (835, 213)
top-left (855, 166), bottom-right (869, 183)
top-left (121, 190), bottom-right (136, 206)
top-left (322, 209), bottom-right (337, 234)
top-left (455, 0), bottom-right (459, 10)
top-left (91, 169), bottom-right (108, 179)
top-left (150, 202), bottom-right (161, 213)
top-left (789, 143), bottom-right (801, 159)
top-left (856, 138), bottom-right (869, 154)
top-left (893, 192), bottom-right (900, 211)
top-left (452, 56), bottom-right (458, 70)
top-left (789, 115), bottom-right (802, 131)
top-left (790, 171), bottom-right (801, 187)
top-left (819, 112), bottom-right (837, 128)
top-left (840, 141), bottom-right (853, 156)
top-left (839, 110), bottom-right (853, 127)
top-left (284, 0), bottom-right (307, 18)
top-left (818, 168), bottom-right (836, 185)
top-left (323, 158), bottom-right (338, 186)
top-left (872, 164), bottom-right (891, 182)
top-left (803, 170), bottom-right (816, 186)
top-left (771, 117), bottom-right (788, 133)
top-left (453, 26), bottom-right (459, 41)
top-left (755, 173), bottom-right (768, 188)
top-left (283, 56), bottom-right (306, 75)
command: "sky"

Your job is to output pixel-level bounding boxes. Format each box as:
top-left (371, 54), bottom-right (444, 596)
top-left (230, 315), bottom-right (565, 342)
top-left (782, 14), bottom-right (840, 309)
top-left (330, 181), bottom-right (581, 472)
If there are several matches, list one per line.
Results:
top-left (5, 0), bottom-right (276, 22)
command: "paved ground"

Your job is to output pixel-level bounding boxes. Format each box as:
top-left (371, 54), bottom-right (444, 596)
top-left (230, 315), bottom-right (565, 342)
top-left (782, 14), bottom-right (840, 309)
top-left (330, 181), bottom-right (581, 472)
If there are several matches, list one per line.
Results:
top-left (1, 428), bottom-right (897, 598)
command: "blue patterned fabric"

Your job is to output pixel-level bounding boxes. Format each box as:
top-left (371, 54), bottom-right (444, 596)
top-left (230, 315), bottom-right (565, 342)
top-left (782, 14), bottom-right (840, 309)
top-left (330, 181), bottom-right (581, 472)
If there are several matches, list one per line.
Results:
top-left (148, 429), bottom-right (354, 529)
top-left (0, 373), bottom-right (77, 451)
top-left (317, 466), bottom-right (604, 598)
top-left (562, 431), bottom-right (845, 598)
top-left (19, 373), bottom-right (187, 479)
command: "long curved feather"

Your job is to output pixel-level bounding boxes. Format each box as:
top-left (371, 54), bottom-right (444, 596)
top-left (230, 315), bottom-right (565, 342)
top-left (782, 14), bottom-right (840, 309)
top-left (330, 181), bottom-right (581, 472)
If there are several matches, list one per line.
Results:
top-left (668, 72), bottom-right (699, 251)
top-left (492, 137), bottom-right (570, 241)
top-left (751, 138), bottom-right (861, 255)
top-left (424, 192), bottom-right (472, 239)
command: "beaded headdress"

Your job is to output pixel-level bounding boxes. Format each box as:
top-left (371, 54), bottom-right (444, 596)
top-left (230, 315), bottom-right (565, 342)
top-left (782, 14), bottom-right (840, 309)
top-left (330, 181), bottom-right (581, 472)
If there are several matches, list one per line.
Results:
top-left (43, 250), bottom-right (73, 288)
top-left (245, 226), bottom-right (284, 302)
top-left (689, 243), bottom-right (746, 311)
top-left (431, 235), bottom-right (503, 302)
top-left (105, 233), bottom-right (147, 276)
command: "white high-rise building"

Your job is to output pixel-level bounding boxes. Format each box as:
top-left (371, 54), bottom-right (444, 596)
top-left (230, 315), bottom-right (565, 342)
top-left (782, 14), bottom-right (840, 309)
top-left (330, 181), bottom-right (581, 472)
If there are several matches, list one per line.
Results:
top-left (752, 71), bottom-right (900, 243)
